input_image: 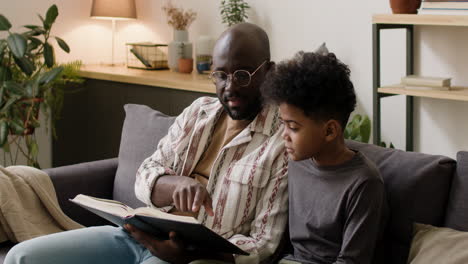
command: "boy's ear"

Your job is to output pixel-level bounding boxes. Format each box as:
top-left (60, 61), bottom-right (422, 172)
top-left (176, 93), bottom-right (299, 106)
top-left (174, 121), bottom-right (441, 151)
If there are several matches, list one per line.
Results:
top-left (324, 120), bottom-right (341, 142)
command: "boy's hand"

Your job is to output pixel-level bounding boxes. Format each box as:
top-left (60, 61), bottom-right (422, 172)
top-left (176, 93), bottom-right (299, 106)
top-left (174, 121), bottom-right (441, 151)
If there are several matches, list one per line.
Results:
top-left (124, 224), bottom-right (192, 264)
top-left (173, 177), bottom-right (214, 216)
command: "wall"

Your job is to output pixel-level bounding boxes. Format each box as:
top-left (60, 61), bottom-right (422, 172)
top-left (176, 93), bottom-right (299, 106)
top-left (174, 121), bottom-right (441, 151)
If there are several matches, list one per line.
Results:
top-left (1, 0), bottom-right (468, 167)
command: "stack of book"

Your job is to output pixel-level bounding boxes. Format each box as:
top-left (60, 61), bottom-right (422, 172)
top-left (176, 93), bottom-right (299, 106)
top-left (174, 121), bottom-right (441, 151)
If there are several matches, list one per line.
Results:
top-left (420, 0), bottom-right (468, 15)
top-left (401, 75), bottom-right (452, 91)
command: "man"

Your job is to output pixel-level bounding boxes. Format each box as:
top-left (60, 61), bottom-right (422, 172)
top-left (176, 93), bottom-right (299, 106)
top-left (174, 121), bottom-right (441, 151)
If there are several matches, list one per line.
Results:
top-left (5, 23), bottom-right (288, 264)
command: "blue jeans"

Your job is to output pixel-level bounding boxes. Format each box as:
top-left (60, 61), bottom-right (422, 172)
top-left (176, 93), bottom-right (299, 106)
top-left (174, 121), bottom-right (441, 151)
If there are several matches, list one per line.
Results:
top-left (5, 226), bottom-right (228, 264)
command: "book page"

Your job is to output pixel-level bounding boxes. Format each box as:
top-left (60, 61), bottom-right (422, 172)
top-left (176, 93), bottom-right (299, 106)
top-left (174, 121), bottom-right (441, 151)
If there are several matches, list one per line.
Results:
top-left (134, 207), bottom-right (199, 224)
top-left (72, 194), bottom-right (133, 218)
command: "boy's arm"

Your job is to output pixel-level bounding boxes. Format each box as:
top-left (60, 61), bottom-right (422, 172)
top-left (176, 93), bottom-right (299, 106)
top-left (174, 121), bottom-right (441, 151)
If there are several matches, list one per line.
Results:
top-left (228, 150), bottom-right (289, 264)
top-left (334, 178), bottom-right (386, 264)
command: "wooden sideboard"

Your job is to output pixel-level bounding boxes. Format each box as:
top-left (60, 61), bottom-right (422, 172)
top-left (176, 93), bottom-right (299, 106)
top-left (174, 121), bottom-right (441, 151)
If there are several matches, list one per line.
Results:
top-left (52, 65), bottom-right (215, 167)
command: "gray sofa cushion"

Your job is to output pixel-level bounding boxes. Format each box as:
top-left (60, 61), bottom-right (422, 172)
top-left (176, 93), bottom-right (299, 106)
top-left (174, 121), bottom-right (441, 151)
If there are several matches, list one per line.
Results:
top-left (445, 151), bottom-right (468, 231)
top-left (346, 140), bottom-right (456, 264)
top-left (114, 104), bottom-right (175, 208)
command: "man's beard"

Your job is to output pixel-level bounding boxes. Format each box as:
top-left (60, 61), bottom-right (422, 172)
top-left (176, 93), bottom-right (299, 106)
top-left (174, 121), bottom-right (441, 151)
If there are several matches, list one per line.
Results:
top-left (221, 97), bottom-right (263, 120)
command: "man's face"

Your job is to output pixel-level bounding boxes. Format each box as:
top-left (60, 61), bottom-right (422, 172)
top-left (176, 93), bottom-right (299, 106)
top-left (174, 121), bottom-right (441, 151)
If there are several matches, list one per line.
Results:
top-left (279, 103), bottom-right (328, 161)
top-left (212, 37), bottom-right (269, 120)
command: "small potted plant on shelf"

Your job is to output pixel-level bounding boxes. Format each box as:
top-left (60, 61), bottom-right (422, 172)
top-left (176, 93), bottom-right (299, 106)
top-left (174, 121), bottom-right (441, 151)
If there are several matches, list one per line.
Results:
top-left (162, 1), bottom-right (197, 72)
top-left (220, 0), bottom-right (250, 27)
top-left (0, 4), bottom-right (83, 168)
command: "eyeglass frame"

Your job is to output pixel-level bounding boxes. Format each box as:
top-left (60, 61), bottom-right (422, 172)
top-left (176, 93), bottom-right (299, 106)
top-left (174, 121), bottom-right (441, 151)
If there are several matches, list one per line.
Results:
top-left (209, 60), bottom-right (268, 87)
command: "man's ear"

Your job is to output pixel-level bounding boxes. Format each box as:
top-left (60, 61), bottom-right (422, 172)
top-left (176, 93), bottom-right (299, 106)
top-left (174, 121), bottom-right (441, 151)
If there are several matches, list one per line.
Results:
top-left (324, 120), bottom-right (341, 142)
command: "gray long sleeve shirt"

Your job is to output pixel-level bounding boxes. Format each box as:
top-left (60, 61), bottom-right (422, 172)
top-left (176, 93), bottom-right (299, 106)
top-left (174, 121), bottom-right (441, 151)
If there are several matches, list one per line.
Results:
top-left (286, 151), bottom-right (387, 264)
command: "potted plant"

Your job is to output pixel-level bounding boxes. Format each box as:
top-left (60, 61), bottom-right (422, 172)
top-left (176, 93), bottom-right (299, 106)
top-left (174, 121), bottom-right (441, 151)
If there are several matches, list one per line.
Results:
top-left (220, 0), bottom-right (250, 27)
top-left (162, 1), bottom-right (197, 71)
top-left (0, 4), bottom-right (83, 168)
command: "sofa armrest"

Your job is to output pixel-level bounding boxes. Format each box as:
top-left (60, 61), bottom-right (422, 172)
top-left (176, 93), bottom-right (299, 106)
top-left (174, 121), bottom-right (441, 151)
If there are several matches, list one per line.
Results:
top-left (43, 158), bottom-right (118, 227)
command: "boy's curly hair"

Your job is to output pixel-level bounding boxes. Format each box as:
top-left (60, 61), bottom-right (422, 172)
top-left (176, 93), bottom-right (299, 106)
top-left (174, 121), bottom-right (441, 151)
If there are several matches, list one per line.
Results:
top-left (261, 51), bottom-right (356, 128)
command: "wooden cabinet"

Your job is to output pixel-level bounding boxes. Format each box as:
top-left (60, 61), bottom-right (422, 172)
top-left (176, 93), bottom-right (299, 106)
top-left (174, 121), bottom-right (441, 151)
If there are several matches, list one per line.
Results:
top-left (52, 65), bottom-right (215, 167)
top-left (372, 14), bottom-right (468, 151)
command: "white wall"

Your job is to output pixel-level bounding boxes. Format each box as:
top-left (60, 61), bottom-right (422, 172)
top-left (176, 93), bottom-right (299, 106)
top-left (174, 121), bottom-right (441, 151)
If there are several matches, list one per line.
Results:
top-left (2, 0), bottom-right (468, 167)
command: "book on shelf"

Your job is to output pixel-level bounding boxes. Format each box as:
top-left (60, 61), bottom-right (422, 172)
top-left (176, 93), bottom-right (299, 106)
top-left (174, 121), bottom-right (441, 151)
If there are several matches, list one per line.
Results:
top-left (420, 0), bottom-right (468, 14)
top-left (70, 194), bottom-right (249, 255)
top-left (403, 85), bottom-right (451, 91)
top-left (401, 75), bottom-right (451, 87)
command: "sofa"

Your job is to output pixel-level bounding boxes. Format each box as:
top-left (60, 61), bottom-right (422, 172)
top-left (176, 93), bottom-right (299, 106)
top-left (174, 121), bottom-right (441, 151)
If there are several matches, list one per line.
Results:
top-left (0, 103), bottom-right (467, 264)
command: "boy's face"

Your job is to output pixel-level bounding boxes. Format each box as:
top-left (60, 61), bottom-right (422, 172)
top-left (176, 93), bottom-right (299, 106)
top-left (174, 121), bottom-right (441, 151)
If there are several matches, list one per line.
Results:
top-left (279, 103), bottom-right (328, 161)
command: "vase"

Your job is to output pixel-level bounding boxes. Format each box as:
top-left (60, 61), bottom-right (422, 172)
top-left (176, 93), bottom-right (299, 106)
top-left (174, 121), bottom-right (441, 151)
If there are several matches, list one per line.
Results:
top-left (168, 30), bottom-right (193, 72)
top-left (390, 0), bottom-right (422, 14)
top-left (195, 35), bottom-right (214, 74)
top-left (178, 58), bottom-right (193, 74)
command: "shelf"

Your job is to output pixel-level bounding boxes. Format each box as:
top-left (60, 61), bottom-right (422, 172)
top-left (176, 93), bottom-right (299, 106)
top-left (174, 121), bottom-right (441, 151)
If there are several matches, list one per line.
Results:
top-left (373, 14), bottom-right (468, 26)
top-left (79, 64), bottom-right (215, 94)
top-left (378, 85), bottom-right (468, 101)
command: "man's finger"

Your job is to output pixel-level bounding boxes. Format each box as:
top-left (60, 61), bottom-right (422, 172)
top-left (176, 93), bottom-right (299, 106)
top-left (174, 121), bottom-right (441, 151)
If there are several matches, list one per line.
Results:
top-left (204, 194), bottom-right (214, 216)
top-left (180, 189), bottom-right (188, 212)
top-left (187, 188), bottom-right (193, 213)
top-left (173, 192), bottom-right (181, 211)
top-left (192, 189), bottom-right (204, 212)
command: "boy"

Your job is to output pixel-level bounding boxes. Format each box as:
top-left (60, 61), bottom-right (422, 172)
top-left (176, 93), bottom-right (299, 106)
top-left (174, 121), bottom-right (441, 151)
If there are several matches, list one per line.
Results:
top-left (261, 52), bottom-right (387, 264)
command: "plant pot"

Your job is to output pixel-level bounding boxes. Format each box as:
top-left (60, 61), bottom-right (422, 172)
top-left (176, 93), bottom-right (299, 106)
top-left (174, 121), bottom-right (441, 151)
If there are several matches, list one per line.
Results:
top-left (390, 0), bottom-right (421, 14)
top-left (168, 30), bottom-right (193, 71)
top-left (178, 58), bottom-right (193, 74)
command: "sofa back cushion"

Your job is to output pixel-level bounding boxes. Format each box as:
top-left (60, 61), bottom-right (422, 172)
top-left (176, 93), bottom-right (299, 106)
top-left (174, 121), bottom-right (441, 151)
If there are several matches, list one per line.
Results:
top-left (445, 151), bottom-right (468, 231)
top-left (346, 140), bottom-right (456, 264)
top-left (114, 104), bottom-right (175, 208)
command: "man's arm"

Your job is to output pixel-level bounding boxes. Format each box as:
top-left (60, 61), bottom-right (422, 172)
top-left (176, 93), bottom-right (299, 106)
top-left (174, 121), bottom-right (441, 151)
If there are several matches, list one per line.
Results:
top-left (135, 98), bottom-right (200, 209)
top-left (228, 150), bottom-right (289, 263)
top-left (334, 178), bottom-right (386, 264)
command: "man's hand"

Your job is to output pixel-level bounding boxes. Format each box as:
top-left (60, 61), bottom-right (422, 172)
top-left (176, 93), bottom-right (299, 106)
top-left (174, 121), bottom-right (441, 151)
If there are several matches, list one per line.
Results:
top-left (173, 177), bottom-right (214, 216)
top-left (124, 224), bottom-right (192, 264)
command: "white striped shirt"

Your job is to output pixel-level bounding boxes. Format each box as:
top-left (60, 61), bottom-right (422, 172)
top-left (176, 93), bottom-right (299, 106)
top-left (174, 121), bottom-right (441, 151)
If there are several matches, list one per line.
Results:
top-left (135, 96), bottom-right (289, 264)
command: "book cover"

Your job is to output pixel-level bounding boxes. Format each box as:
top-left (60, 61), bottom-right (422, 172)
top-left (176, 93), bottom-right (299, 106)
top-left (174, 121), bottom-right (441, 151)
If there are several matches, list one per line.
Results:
top-left (70, 194), bottom-right (249, 256)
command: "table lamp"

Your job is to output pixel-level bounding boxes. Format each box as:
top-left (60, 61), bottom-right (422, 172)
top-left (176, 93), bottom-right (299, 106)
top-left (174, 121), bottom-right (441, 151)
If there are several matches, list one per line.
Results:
top-left (91, 0), bottom-right (137, 65)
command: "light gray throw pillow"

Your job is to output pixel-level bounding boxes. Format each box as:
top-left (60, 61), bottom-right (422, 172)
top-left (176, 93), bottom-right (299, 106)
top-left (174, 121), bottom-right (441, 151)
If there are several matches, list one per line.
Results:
top-left (113, 104), bottom-right (175, 208)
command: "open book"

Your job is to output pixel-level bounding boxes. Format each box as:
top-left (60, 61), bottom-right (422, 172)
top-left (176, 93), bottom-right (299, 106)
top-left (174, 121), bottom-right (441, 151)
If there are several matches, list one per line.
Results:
top-left (70, 194), bottom-right (248, 255)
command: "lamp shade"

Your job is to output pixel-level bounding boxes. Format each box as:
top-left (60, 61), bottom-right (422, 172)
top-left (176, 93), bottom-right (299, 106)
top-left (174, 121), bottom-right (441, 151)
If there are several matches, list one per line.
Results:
top-left (91, 0), bottom-right (137, 20)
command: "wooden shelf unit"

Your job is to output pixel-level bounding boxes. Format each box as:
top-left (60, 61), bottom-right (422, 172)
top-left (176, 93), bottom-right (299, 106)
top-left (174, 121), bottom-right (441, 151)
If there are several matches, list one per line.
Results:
top-left (378, 86), bottom-right (468, 102)
top-left (372, 14), bottom-right (468, 151)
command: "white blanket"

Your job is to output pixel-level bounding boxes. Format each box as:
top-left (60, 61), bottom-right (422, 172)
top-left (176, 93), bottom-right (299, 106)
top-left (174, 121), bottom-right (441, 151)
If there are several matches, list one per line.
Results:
top-left (0, 166), bottom-right (83, 243)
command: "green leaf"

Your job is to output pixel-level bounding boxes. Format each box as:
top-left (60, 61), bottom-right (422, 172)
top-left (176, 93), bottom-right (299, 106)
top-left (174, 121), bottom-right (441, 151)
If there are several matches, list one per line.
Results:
top-left (359, 116), bottom-right (371, 143)
top-left (25, 80), bottom-right (39, 97)
top-left (13, 56), bottom-right (35, 76)
top-left (38, 14), bottom-right (45, 25)
top-left (44, 5), bottom-right (58, 30)
top-left (0, 120), bottom-right (8, 147)
top-left (29, 140), bottom-right (39, 160)
top-left (24, 25), bottom-right (39, 30)
top-left (0, 85), bottom-right (4, 106)
top-left (7, 33), bottom-right (27, 58)
top-left (29, 37), bottom-right (43, 46)
top-left (55, 37), bottom-right (70, 53)
top-left (38, 66), bottom-right (63, 85)
top-left (0, 66), bottom-right (12, 82)
top-left (43, 42), bottom-right (54, 68)
top-left (4, 81), bottom-right (25, 96)
top-left (0, 14), bottom-right (12, 31)
top-left (0, 95), bottom-right (21, 113)
top-left (9, 119), bottom-right (25, 135)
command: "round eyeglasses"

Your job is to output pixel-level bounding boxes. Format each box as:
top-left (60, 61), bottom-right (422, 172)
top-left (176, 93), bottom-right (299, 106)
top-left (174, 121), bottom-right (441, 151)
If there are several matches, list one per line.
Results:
top-left (209, 60), bottom-right (267, 87)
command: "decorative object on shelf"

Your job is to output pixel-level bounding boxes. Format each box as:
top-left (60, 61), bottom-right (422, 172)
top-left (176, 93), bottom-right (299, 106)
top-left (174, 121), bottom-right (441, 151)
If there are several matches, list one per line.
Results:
top-left (90, 0), bottom-right (137, 65)
top-left (195, 35), bottom-right (214, 74)
top-left (0, 5), bottom-right (84, 168)
top-left (126, 42), bottom-right (168, 70)
top-left (389, 0), bottom-right (422, 14)
top-left (401, 75), bottom-right (451, 91)
top-left (178, 58), bottom-right (193, 74)
top-left (163, 1), bottom-right (196, 72)
top-left (220, 0), bottom-right (250, 27)
top-left (420, 0), bottom-right (468, 15)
